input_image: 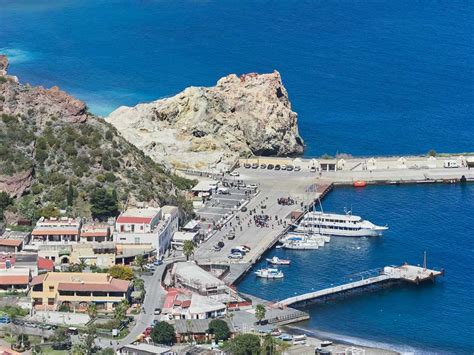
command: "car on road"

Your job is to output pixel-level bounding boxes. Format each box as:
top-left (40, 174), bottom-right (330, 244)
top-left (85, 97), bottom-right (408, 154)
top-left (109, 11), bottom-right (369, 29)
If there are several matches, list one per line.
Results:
top-left (247, 184), bottom-right (257, 189)
top-left (228, 253), bottom-right (243, 259)
top-left (154, 259), bottom-right (163, 266)
top-left (154, 308), bottom-right (162, 315)
top-left (227, 234), bottom-right (236, 240)
top-left (281, 164), bottom-right (287, 170)
top-left (267, 164), bottom-right (274, 170)
top-left (260, 164), bottom-right (267, 169)
top-left (244, 163), bottom-right (251, 168)
top-left (229, 171), bottom-right (240, 177)
top-left (294, 166), bottom-right (301, 172)
top-left (213, 244), bottom-right (222, 251)
top-left (286, 165), bottom-right (293, 171)
top-left (275, 164), bottom-right (281, 170)
top-left (310, 166), bottom-right (317, 173)
top-left (231, 247), bottom-right (246, 254)
top-left (251, 163), bottom-right (259, 169)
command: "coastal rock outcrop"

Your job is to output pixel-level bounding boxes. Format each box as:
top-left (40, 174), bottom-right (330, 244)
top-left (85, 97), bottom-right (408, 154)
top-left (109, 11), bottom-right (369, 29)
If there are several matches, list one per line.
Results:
top-left (107, 71), bottom-right (304, 170)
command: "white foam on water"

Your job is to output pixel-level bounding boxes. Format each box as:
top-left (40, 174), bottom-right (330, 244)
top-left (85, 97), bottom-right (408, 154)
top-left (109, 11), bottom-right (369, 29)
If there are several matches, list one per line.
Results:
top-left (0, 47), bottom-right (37, 64)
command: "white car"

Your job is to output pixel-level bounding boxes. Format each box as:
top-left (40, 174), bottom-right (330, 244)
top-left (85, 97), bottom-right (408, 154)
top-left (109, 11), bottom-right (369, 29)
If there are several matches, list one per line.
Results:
top-left (229, 171), bottom-right (240, 177)
top-left (228, 253), bottom-right (243, 259)
top-left (247, 184), bottom-right (258, 189)
top-left (310, 166), bottom-right (317, 173)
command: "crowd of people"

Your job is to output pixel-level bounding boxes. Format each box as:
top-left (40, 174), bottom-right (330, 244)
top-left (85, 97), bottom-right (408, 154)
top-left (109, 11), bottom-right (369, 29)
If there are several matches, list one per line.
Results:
top-left (277, 196), bottom-right (296, 205)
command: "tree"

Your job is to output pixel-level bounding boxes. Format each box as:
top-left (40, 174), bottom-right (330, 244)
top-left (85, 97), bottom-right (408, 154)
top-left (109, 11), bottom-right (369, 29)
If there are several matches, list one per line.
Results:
top-left (183, 240), bottom-right (195, 261)
top-left (90, 187), bottom-right (118, 221)
top-left (98, 348), bottom-right (115, 355)
top-left (38, 204), bottom-right (60, 219)
top-left (113, 300), bottom-right (129, 321)
top-left (16, 333), bottom-right (30, 350)
top-left (261, 334), bottom-right (290, 355)
top-left (151, 321), bottom-right (176, 345)
top-left (67, 181), bottom-right (74, 206)
top-left (0, 192), bottom-right (12, 221)
top-left (49, 327), bottom-right (68, 343)
top-left (83, 324), bottom-right (96, 355)
top-left (255, 304), bottom-right (266, 325)
top-left (109, 265), bottom-right (134, 280)
top-left (208, 319), bottom-right (230, 341)
top-left (87, 303), bottom-right (97, 320)
top-left (222, 334), bottom-right (261, 355)
top-left (428, 149), bottom-right (437, 157)
top-left (134, 255), bottom-right (146, 271)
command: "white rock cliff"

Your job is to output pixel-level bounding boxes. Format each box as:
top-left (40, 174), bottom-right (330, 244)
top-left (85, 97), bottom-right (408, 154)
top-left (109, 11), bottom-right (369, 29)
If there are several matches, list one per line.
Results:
top-left (107, 71), bottom-right (304, 171)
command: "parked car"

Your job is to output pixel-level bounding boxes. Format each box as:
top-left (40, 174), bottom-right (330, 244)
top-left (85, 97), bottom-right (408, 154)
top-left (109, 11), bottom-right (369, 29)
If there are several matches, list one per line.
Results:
top-left (286, 165), bottom-right (294, 171)
top-left (231, 247), bottom-right (246, 254)
top-left (251, 163), bottom-right (259, 169)
top-left (274, 164), bottom-right (281, 170)
top-left (294, 166), bottom-right (301, 172)
top-left (228, 253), bottom-right (243, 260)
top-left (244, 163), bottom-right (251, 168)
top-left (213, 245), bottom-right (222, 252)
top-left (310, 166), bottom-right (317, 173)
top-left (154, 259), bottom-right (163, 266)
top-left (217, 241), bottom-right (225, 248)
top-left (260, 164), bottom-right (267, 169)
top-left (281, 164), bottom-right (287, 170)
top-left (241, 207), bottom-right (248, 212)
top-left (267, 164), bottom-right (274, 170)
top-left (241, 244), bottom-right (251, 251)
top-left (227, 234), bottom-right (236, 240)
top-left (154, 308), bottom-right (162, 315)
top-left (229, 171), bottom-right (240, 177)
top-left (247, 184), bottom-right (257, 189)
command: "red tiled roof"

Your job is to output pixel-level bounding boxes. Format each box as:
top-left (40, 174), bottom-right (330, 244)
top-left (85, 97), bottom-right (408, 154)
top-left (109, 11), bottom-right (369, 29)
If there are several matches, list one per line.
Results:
top-left (0, 240), bottom-right (23, 247)
top-left (181, 300), bottom-right (191, 308)
top-left (116, 216), bottom-right (153, 224)
top-left (57, 278), bottom-right (130, 292)
top-left (30, 274), bottom-right (46, 286)
top-left (0, 275), bottom-right (29, 286)
top-left (37, 257), bottom-right (54, 271)
top-left (32, 229), bottom-right (79, 236)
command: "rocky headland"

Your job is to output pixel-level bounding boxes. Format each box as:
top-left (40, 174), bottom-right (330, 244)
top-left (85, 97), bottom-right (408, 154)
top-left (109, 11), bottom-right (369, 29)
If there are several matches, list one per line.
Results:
top-left (0, 55), bottom-right (193, 222)
top-left (107, 71), bottom-right (304, 171)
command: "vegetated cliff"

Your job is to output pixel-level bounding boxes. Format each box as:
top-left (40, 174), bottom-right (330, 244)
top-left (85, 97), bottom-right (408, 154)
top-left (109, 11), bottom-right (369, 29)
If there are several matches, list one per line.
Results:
top-left (0, 55), bottom-right (193, 222)
top-left (107, 71), bottom-right (304, 171)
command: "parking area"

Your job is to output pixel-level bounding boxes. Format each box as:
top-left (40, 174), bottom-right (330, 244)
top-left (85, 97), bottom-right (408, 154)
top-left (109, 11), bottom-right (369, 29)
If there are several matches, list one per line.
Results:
top-left (196, 184), bottom-right (258, 225)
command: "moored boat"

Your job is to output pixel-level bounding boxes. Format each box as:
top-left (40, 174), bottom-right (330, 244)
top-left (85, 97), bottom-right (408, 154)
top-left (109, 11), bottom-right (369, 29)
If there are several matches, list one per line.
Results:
top-left (266, 256), bottom-right (291, 265)
top-left (283, 240), bottom-right (319, 250)
top-left (255, 268), bottom-right (284, 279)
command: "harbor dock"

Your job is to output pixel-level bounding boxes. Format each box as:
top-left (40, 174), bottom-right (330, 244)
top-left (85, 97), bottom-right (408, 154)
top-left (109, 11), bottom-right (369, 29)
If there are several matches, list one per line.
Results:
top-left (277, 264), bottom-right (444, 307)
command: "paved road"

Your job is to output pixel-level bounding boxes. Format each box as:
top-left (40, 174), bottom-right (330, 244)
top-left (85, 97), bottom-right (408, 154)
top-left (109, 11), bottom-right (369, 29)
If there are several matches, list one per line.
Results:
top-left (117, 261), bottom-right (170, 347)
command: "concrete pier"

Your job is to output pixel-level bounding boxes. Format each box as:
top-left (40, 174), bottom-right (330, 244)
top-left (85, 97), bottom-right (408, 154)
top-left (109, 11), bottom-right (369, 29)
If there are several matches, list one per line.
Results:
top-left (277, 264), bottom-right (444, 307)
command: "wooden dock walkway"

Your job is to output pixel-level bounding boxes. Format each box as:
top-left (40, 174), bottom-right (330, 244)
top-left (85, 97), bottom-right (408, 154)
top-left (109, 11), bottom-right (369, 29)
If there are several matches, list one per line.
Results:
top-left (278, 264), bottom-right (443, 306)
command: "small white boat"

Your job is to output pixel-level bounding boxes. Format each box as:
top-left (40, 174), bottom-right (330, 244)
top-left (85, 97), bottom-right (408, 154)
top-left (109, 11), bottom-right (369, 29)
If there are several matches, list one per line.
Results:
top-left (283, 240), bottom-right (319, 250)
top-left (255, 268), bottom-right (284, 279)
top-left (266, 256), bottom-right (291, 265)
top-left (321, 340), bottom-right (333, 347)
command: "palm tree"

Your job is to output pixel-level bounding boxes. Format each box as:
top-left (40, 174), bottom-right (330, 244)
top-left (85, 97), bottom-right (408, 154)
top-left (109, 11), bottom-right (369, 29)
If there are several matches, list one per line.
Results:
top-left (87, 303), bottom-right (97, 320)
top-left (183, 240), bottom-right (195, 261)
top-left (255, 304), bottom-right (266, 325)
top-left (113, 300), bottom-right (129, 321)
top-left (134, 255), bottom-right (146, 271)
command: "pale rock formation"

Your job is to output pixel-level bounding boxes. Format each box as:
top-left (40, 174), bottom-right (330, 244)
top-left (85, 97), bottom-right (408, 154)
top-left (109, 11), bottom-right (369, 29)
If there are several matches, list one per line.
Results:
top-left (107, 71), bottom-right (304, 171)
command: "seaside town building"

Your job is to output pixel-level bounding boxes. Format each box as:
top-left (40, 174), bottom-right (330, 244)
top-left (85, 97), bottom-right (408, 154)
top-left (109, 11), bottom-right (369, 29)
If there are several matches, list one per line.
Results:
top-left (80, 223), bottom-right (113, 243)
top-left (0, 267), bottom-right (31, 293)
top-left (0, 230), bottom-right (30, 253)
top-left (31, 217), bottom-right (82, 245)
top-left (162, 289), bottom-right (227, 320)
top-left (30, 272), bottom-right (131, 312)
top-left (117, 343), bottom-right (172, 355)
top-left (171, 231), bottom-right (199, 250)
top-left (114, 206), bottom-right (179, 256)
top-left (174, 318), bottom-right (235, 343)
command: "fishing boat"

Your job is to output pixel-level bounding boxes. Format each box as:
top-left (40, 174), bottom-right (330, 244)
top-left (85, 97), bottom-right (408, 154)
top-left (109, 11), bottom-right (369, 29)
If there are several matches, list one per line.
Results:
top-left (266, 256), bottom-right (291, 265)
top-left (255, 268), bottom-right (284, 279)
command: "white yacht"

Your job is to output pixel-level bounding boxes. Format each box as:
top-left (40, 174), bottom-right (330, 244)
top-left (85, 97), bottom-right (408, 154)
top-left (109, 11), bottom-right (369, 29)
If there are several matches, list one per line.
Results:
top-left (283, 239), bottom-right (320, 250)
top-left (295, 211), bottom-right (388, 237)
top-left (283, 232), bottom-right (330, 245)
top-left (255, 268), bottom-right (284, 279)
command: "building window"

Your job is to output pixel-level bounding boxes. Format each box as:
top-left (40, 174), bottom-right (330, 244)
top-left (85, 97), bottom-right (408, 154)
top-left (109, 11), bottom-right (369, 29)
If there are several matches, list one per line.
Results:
top-left (48, 298), bottom-right (54, 306)
top-left (34, 298), bottom-right (43, 305)
top-left (49, 286), bottom-right (54, 292)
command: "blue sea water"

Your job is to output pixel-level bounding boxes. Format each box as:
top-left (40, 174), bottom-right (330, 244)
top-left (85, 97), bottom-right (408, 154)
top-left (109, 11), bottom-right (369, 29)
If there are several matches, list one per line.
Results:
top-left (238, 184), bottom-right (474, 353)
top-left (1, 0), bottom-right (473, 156)
top-left (1, 0), bottom-right (473, 352)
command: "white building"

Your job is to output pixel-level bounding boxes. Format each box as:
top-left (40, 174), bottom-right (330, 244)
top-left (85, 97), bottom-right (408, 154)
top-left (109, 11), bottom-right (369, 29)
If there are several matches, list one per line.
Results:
top-left (114, 206), bottom-right (179, 257)
top-left (171, 231), bottom-right (199, 250)
top-left (31, 217), bottom-right (82, 245)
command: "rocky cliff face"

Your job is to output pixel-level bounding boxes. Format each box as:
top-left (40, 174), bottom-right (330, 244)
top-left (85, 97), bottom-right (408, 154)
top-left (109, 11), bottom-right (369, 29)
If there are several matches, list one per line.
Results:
top-left (107, 71), bottom-right (304, 170)
top-left (0, 55), bottom-right (193, 220)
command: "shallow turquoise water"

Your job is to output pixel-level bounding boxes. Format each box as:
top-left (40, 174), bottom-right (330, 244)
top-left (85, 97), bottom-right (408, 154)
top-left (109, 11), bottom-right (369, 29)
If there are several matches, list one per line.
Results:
top-left (238, 184), bottom-right (474, 353)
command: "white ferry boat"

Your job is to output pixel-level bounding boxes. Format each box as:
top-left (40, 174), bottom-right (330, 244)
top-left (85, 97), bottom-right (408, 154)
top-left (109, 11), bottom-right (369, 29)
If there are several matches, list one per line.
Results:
top-left (295, 211), bottom-right (388, 237)
top-left (255, 268), bottom-right (284, 279)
